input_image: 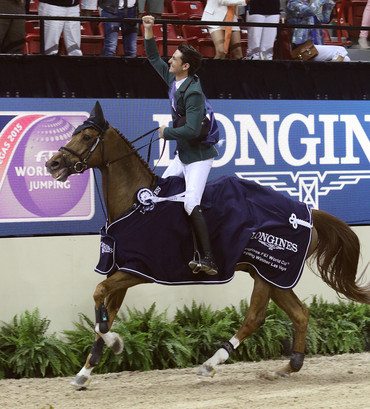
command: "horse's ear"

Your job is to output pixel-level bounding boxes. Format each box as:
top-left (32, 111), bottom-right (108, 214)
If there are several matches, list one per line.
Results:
top-left (88, 101), bottom-right (106, 130)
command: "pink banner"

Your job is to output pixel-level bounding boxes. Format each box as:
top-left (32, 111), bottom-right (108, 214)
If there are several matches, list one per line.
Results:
top-left (0, 115), bottom-right (43, 189)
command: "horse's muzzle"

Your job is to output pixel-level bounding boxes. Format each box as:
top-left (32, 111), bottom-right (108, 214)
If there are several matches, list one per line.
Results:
top-left (45, 154), bottom-right (71, 182)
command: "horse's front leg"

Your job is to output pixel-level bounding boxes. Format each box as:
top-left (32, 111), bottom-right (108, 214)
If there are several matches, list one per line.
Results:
top-left (198, 273), bottom-right (272, 377)
top-left (271, 288), bottom-right (309, 377)
top-left (71, 271), bottom-right (145, 388)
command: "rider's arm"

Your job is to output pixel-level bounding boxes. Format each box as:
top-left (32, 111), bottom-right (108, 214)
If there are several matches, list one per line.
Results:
top-left (143, 16), bottom-right (173, 86)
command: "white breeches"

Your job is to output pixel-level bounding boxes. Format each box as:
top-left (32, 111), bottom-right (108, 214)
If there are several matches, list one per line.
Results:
top-left (312, 44), bottom-right (350, 61)
top-left (247, 13), bottom-right (280, 60)
top-left (38, 2), bottom-right (82, 56)
top-left (162, 155), bottom-right (214, 215)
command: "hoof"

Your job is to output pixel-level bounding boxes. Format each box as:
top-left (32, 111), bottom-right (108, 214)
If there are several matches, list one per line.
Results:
top-left (274, 370), bottom-right (291, 378)
top-left (197, 364), bottom-right (216, 378)
top-left (110, 334), bottom-right (124, 355)
top-left (71, 375), bottom-right (92, 389)
top-left (274, 364), bottom-right (292, 378)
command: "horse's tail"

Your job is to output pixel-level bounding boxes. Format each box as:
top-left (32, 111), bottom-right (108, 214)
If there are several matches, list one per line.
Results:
top-left (309, 209), bottom-right (370, 304)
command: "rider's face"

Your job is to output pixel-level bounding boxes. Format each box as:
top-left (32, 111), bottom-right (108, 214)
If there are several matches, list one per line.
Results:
top-left (169, 50), bottom-right (188, 77)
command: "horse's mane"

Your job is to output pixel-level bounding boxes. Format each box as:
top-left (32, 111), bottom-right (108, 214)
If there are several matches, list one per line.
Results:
top-left (112, 126), bottom-right (157, 180)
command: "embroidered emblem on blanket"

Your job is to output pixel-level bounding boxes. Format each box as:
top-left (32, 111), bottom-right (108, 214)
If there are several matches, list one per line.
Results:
top-left (95, 176), bottom-right (312, 289)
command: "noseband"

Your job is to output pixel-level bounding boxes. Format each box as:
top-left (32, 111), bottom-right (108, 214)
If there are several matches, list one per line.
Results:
top-left (58, 120), bottom-right (109, 173)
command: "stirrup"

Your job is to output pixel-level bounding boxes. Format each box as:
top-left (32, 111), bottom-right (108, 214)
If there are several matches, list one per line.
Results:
top-left (189, 252), bottom-right (218, 276)
top-left (189, 251), bottom-right (202, 274)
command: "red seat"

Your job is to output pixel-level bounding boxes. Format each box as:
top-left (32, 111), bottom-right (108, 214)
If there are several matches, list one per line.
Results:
top-left (164, 0), bottom-right (174, 12)
top-left (182, 25), bottom-right (215, 57)
top-left (142, 23), bottom-right (197, 56)
top-left (80, 22), bottom-right (104, 56)
top-left (335, 0), bottom-right (368, 39)
top-left (28, 0), bottom-right (39, 14)
top-left (322, 28), bottom-right (352, 46)
top-left (349, 0), bottom-right (368, 38)
top-left (171, 1), bottom-right (204, 20)
top-left (25, 20), bottom-right (40, 54)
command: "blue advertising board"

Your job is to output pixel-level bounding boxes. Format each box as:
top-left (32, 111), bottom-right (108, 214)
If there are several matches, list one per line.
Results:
top-left (0, 98), bottom-right (369, 237)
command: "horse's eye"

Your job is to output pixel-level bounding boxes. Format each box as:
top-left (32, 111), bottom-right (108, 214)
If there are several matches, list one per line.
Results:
top-left (82, 133), bottom-right (91, 142)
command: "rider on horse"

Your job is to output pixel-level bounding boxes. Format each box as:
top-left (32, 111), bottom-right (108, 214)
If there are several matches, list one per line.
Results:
top-left (143, 15), bottom-right (219, 276)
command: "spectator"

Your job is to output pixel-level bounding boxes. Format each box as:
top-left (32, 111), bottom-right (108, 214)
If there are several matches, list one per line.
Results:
top-left (99, 0), bottom-right (138, 57)
top-left (138, 0), bottom-right (163, 19)
top-left (81, 0), bottom-right (97, 16)
top-left (201, 0), bottom-right (246, 59)
top-left (81, 0), bottom-right (99, 34)
top-left (286, 0), bottom-right (350, 61)
top-left (38, 0), bottom-right (82, 55)
top-left (358, 0), bottom-right (370, 49)
top-left (244, 0), bottom-right (281, 60)
top-left (0, 0), bottom-right (25, 54)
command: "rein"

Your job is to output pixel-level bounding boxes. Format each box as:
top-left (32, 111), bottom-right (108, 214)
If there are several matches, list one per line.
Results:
top-left (108, 127), bottom-right (160, 167)
top-left (59, 126), bottom-right (161, 173)
top-left (60, 124), bottom-right (164, 223)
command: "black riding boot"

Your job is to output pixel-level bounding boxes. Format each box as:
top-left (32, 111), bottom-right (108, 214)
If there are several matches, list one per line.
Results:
top-left (188, 206), bottom-right (218, 275)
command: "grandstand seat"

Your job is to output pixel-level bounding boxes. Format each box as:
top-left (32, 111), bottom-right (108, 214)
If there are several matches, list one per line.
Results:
top-left (349, 0), bottom-right (368, 38)
top-left (87, 9), bottom-right (102, 36)
top-left (334, 0), bottom-right (368, 40)
top-left (161, 0), bottom-right (188, 27)
top-left (28, 0), bottom-right (39, 14)
top-left (171, 1), bottom-right (204, 20)
top-left (182, 25), bottom-right (215, 57)
top-left (80, 21), bottom-right (104, 56)
top-left (322, 28), bottom-right (352, 46)
top-left (164, 0), bottom-right (174, 12)
top-left (240, 28), bottom-right (248, 57)
top-left (25, 20), bottom-right (40, 54)
top-left (142, 23), bottom-right (197, 56)
top-left (273, 27), bottom-right (293, 60)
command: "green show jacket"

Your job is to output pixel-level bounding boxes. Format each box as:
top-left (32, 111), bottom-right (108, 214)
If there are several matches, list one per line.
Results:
top-left (144, 37), bottom-right (218, 165)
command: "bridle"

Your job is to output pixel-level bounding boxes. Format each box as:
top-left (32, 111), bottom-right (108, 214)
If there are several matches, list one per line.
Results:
top-left (59, 120), bottom-right (160, 174)
top-left (59, 119), bottom-right (109, 174)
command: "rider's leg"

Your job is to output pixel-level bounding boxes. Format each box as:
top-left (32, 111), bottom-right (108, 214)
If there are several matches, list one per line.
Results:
top-left (188, 206), bottom-right (218, 275)
top-left (183, 159), bottom-right (218, 275)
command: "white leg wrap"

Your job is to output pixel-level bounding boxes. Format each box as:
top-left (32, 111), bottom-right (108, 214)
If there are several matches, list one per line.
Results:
top-left (95, 324), bottom-right (116, 348)
top-left (229, 335), bottom-right (240, 349)
top-left (204, 335), bottom-right (241, 368)
top-left (77, 366), bottom-right (93, 378)
top-left (204, 348), bottom-right (229, 368)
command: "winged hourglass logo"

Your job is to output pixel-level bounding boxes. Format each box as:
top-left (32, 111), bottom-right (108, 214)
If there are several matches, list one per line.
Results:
top-left (236, 171), bottom-right (370, 209)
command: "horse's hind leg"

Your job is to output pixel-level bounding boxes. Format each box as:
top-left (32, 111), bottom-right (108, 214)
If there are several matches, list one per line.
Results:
top-left (271, 288), bottom-right (310, 377)
top-left (198, 274), bottom-right (272, 377)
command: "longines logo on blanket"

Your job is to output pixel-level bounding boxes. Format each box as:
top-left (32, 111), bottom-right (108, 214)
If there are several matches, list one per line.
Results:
top-left (250, 231), bottom-right (298, 253)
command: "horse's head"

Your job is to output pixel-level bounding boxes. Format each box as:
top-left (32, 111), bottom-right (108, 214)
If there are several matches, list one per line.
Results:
top-left (46, 101), bottom-right (108, 182)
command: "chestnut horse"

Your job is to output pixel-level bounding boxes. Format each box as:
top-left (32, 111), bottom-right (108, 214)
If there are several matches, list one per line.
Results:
top-left (46, 102), bottom-right (369, 389)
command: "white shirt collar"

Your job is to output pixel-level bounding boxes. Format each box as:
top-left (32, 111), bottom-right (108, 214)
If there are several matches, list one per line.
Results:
top-left (175, 77), bottom-right (187, 90)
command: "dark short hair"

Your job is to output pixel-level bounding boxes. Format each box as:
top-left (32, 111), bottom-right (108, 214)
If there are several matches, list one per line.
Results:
top-left (177, 43), bottom-right (202, 76)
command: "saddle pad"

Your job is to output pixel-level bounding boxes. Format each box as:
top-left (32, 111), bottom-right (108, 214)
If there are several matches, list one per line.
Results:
top-left (95, 176), bottom-right (312, 289)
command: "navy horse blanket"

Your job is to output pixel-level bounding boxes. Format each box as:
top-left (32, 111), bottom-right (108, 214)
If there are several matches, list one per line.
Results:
top-left (95, 176), bottom-right (312, 289)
